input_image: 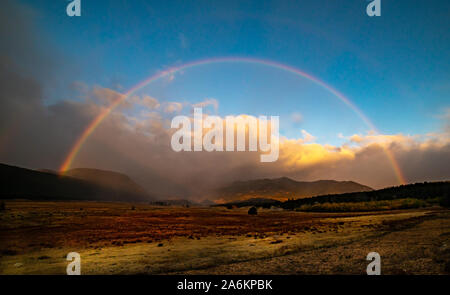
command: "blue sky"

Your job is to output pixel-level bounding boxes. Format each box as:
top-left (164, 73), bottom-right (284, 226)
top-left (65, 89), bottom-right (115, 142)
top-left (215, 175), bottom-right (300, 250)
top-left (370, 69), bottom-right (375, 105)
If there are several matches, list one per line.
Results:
top-left (22, 0), bottom-right (449, 143)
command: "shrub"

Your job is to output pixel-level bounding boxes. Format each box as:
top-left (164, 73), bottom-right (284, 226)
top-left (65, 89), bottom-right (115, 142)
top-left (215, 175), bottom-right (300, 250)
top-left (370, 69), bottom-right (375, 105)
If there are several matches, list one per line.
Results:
top-left (248, 206), bottom-right (258, 215)
top-left (295, 198), bottom-right (431, 212)
top-left (440, 194), bottom-right (450, 207)
top-left (0, 201), bottom-right (5, 211)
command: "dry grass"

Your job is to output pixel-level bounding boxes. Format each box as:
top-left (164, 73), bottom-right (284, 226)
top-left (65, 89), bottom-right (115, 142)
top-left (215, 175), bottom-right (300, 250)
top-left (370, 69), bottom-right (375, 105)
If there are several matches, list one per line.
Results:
top-left (0, 200), bottom-right (448, 274)
top-left (184, 212), bottom-right (450, 275)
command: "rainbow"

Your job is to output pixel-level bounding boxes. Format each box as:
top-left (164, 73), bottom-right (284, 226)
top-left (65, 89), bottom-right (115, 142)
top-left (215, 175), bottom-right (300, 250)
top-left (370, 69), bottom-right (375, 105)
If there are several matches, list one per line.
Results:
top-left (59, 57), bottom-right (407, 184)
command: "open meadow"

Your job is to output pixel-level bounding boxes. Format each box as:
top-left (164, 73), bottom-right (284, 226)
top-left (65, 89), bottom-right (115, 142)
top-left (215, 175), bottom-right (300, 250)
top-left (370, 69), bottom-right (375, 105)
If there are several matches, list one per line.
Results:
top-left (0, 201), bottom-right (449, 274)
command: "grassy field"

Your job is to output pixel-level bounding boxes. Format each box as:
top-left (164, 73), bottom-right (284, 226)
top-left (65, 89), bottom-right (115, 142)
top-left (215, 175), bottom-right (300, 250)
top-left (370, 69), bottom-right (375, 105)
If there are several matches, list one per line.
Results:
top-left (0, 200), bottom-right (449, 274)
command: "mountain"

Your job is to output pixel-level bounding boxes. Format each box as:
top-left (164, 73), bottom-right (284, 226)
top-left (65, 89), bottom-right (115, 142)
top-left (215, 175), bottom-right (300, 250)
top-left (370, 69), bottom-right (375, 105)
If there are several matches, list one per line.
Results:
top-left (215, 177), bottom-right (373, 202)
top-left (64, 168), bottom-right (152, 200)
top-left (0, 163), bottom-right (154, 202)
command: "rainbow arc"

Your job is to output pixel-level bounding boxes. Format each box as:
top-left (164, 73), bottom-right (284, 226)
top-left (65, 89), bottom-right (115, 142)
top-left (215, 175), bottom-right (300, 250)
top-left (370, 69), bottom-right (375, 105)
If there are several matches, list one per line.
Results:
top-left (59, 57), bottom-right (406, 185)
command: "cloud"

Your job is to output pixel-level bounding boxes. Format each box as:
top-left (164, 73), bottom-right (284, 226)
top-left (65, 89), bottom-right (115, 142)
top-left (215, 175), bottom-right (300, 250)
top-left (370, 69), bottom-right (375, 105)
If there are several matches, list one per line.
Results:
top-left (349, 134), bottom-right (363, 143)
top-left (301, 130), bottom-right (316, 143)
top-left (164, 102), bottom-right (183, 113)
top-left (130, 95), bottom-right (160, 110)
top-left (192, 98), bottom-right (219, 113)
top-left (439, 107), bottom-right (450, 133)
top-left (92, 87), bottom-right (125, 106)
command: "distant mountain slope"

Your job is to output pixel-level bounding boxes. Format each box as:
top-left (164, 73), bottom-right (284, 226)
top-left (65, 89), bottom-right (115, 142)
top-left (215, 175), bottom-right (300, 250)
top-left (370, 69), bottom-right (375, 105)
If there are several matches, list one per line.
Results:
top-left (65, 168), bottom-right (151, 199)
top-left (0, 163), bottom-right (153, 202)
top-left (215, 177), bottom-right (373, 202)
top-left (216, 181), bottom-right (450, 209)
top-left (281, 181), bottom-right (450, 209)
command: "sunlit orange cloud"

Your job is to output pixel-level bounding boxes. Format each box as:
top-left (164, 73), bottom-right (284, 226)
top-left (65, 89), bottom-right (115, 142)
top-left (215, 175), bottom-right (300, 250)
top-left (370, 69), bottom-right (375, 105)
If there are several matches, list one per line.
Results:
top-left (348, 132), bottom-right (450, 149)
top-left (278, 139), bottom-right (355, 167)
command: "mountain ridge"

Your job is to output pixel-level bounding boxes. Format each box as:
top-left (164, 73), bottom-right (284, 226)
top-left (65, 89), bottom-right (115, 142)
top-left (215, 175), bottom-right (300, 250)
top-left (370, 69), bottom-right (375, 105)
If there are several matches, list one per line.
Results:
top-left (215, 176), bottom-right (373, 202)
top-left (0, 163), bottom-right (154, 202)
top-left (64, 167), bottom-right (151, 199)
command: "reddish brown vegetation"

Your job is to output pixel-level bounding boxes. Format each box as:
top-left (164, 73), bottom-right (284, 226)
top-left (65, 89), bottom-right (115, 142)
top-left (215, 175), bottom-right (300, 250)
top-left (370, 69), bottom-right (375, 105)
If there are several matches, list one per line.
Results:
top-left (0, 201), bottom-right (407, 255)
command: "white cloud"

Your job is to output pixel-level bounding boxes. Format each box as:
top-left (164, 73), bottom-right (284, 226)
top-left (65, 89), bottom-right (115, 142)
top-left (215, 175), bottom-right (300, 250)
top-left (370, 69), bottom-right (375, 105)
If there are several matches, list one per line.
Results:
top-left (164, 102), bottom-right (183, 113)
top-left (301, 130), bottom-right (316, 142)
